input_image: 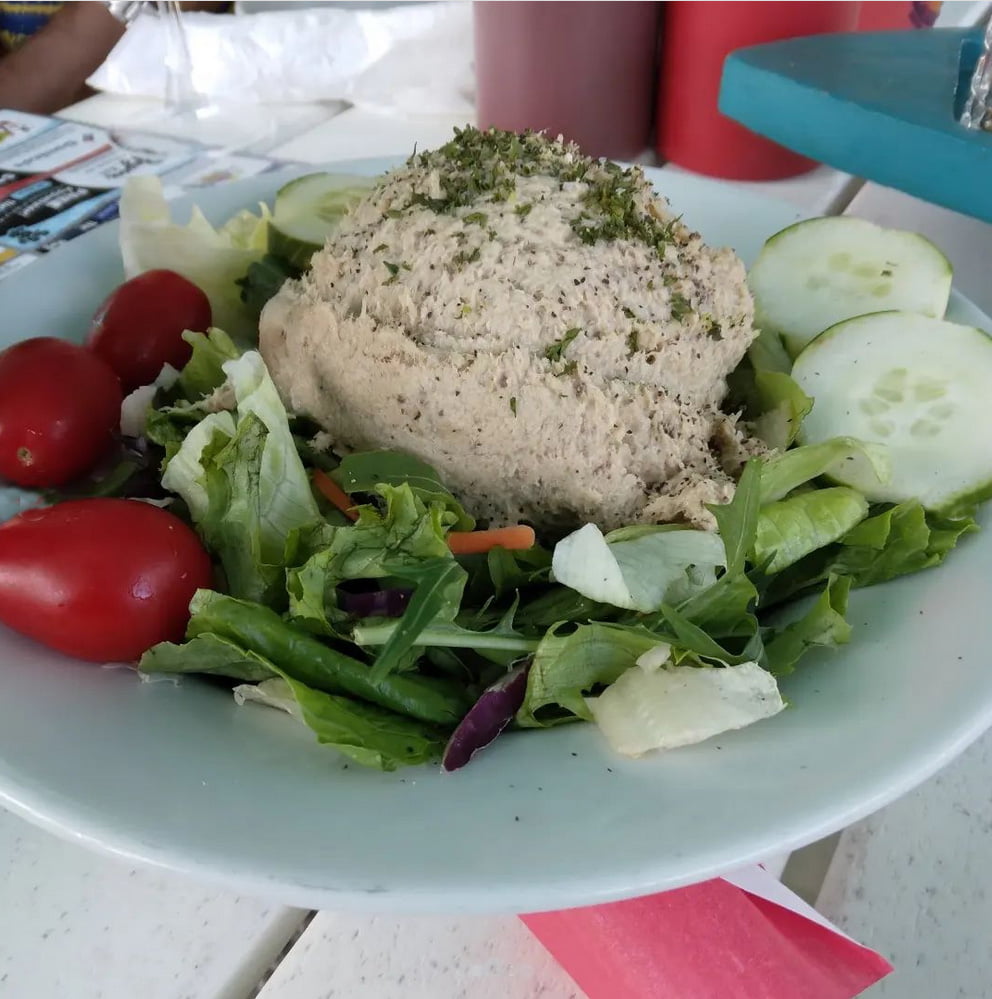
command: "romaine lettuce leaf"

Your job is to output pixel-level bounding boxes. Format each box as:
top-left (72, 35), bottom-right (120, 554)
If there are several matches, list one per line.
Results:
top-left (551, 522), bottom-right (725, 612)
top-left (160, 351), bottom-right (321, 603)
top-left (754, 487), bottom-right (869, 573)
top-left (586, 655), bottom-right (784, 757)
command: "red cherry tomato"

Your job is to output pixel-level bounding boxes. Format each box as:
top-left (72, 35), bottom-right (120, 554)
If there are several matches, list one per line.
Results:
top-left (0, 337), bottom-right (123, 489)
top-left (0, 499), bottom-right (213, 662)
top-left (87, 269), bottom-right (212, 392)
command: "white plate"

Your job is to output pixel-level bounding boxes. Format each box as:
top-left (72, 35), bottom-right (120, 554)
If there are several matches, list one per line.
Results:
top-left (0, 160), bottom-right (989, 914)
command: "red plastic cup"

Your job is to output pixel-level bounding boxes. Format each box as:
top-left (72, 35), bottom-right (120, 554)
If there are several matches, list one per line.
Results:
top-left (474, 1), bottom-right (662, 161)
top-left (658, 2), bottom-right (861, 180)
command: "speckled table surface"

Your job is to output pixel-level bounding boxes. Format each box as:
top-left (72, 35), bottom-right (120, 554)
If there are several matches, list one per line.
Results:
top-left (3, 79), bottom-right (992, 999)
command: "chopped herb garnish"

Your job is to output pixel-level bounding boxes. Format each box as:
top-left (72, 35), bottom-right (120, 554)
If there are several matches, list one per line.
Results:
top-left (545, 327), bottom-right (581, 363)
top-left (626, 329), bottom-right (639, 357)
top-left (622, 306), bottom-right (636, 320)
top-left (647, 279), bottom-right (655, 291)
top-left (670, 292), bottom-right (692, 321)
top-left (383, 261), bottom-right (400, 277)
top-left (385, 208), bottom-right (404, 219)
top-left (706, 318), bottom-right (723, 340)
top-left (464, 211), bottom-right (488, 226)
top-left (372, 243), bottom-right (388, 253)
top-left (397, 127), bottom-right (683, 262)
top-left (881, 268), bottom-right (893, 277)
top-left (453, 246), bottom-right (481, 267)
top-left (509, 396), bottom-right (517, 416)
top-left (460, 303), bottom-right (472, 317)
top-left (556, 359), bottom-right (579, 378)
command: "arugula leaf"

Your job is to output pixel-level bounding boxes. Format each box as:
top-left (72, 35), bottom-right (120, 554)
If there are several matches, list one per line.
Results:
top-left (678, 571), bottom-right (757, 634)
top-left (656, 602), bottom-right (753, 665)
top-left (754, 487), bottom-right (869, 574)
top-left (764, 575), bottom-right (852, 676)
top-left (368, 558), bottom-right (467, 682)
top-left (332, 451), bottom-right (474, 530)
top-left (708, 458), bottom-right (762, 575)
top-left (486, 545), bottom-right (551, 597)
top-left (760, 438), bottom-right (889, 504)
top-left (355, 618), bottom-right (539, 658)
top-left (516, 623), bottom-right (663, 726)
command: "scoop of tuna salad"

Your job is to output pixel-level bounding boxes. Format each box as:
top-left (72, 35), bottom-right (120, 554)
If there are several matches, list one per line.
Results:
top-left (260, 127), bottom-right (760, 531)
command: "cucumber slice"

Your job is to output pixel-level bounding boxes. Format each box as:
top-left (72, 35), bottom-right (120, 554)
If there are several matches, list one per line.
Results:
top-left (268, 172), bottom-right (376, 270)
top-left (792, 311), bottom-right (992, 511)
top-left (749, 217), bottom-right (952, 357)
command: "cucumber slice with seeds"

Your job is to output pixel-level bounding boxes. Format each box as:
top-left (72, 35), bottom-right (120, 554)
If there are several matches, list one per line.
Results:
top-left (792, 311), bottom-right (992, 512)
top-left (749, 217), bottom-right (953, 358)
top-left (268, 172), bottom-right (376, 270)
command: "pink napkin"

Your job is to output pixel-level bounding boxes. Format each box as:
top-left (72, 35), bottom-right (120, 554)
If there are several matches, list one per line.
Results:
top-left (521, 865), bottom-right (892, 999)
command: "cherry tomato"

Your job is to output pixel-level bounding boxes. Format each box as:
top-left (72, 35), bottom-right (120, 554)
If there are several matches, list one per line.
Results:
top-left (87, 269), bottom-right (212, 392)
top-left (0, 499), bottom-right (213, 662)
top-left (0, 337), bottom-right (123, 489)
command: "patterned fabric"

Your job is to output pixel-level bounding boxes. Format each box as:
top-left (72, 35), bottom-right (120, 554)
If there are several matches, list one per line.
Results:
top-left (0, 1), bottom-right (62, 53)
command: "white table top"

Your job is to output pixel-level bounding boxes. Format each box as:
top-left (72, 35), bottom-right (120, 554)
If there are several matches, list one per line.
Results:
top-left (2, 94), bottom-right (992, 999)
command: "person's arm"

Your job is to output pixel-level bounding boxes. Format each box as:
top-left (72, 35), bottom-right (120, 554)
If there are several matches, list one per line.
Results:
top-left (0, 3), bottom-right (126, 115)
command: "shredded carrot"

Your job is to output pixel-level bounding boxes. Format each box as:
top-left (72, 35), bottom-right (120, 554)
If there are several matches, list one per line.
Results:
top-left (446, 524), bottom-right (536, 556)
top-left (312, 469), bottom-right (359, 521)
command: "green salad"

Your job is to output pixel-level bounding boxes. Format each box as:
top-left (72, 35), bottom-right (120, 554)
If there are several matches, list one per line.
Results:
top-left (94, 137), bottom-right (989, 773)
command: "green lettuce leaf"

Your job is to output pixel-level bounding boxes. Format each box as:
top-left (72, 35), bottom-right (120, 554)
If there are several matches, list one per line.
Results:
top-left (761, 501), bottom-right (978, 607)
top-left (751, 370), bottom-right (813, 450)
top-left (763, 575), bottom-right (852, 676)
top-left (119, 175), bottom-right (269, 341)
top-left (332, 451), bottom-right (475, 531)
top-left (287, 482), bottom-right (456, 634)
top-left (140, 632), bottom-right (276, 682)
top-left (234, 675), bottom-right (445, 771)
top-left (516, 623), bottom-right (663, 727)
top-left (176, 327), bottom-right (242, 400)
top-left (753, 487), bottom-right (869, 574)
top-left (161, 351), bottom-right (322, 602)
